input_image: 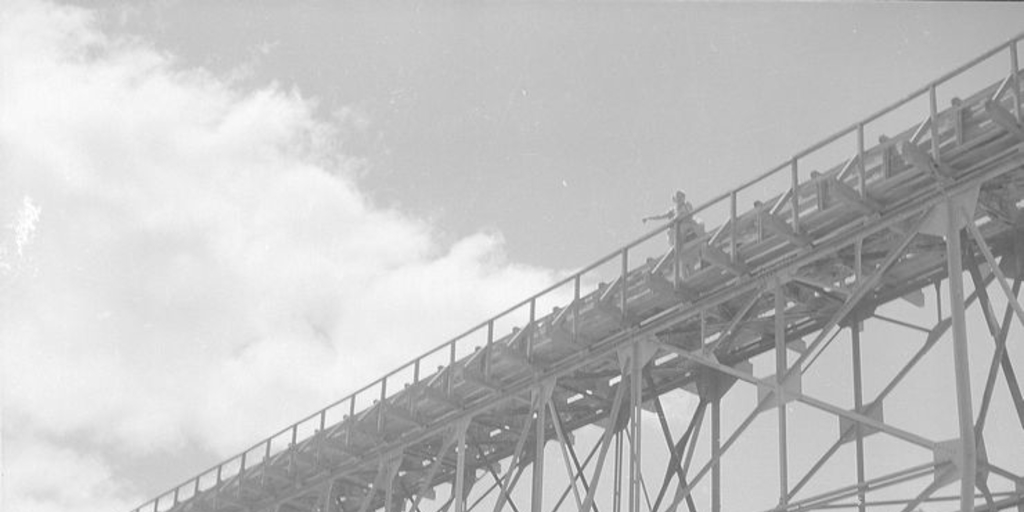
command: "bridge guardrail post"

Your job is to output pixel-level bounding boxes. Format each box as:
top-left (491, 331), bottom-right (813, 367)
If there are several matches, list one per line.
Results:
top-left (730, 191), bottom-right (738, 262)
top-left (857, 124), bottom-right (866, 197)
top-left (672, 218), bottom-right (680, 289)
top-left (1012, 41), bottom-right (1021, 122)
top-left (378, 378), bottom-right (387, 431)
top-left (930, 84), bottom-right (940, 160)
top-left (447, 341), bottom-right (457, 395)
top-left (484, 320), bottom-right (494, 379)
top-left (620, 248), bottom-right (629, 323)
top-left (573, 275), bottom-right (581, 346)
top-left (790, 158), bottom-right (799, 232)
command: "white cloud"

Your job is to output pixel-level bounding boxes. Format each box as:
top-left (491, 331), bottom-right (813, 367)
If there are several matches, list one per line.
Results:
top-left (3, 433), bottom-right (139, 512)
top-left (11, 196), bottom-right (41, 257)
top-left (0, 1), bottom-right (560, 509)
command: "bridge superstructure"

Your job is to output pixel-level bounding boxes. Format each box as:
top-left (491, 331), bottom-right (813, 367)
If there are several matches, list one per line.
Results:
top-left (137, 34), bottom-right (1024, 512)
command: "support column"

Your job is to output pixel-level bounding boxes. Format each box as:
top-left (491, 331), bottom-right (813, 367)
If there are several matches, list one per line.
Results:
top-left (548, 398), bottom-right (582, 511)
top-left (775, 284), bottom-right (790, 506)
top-left (630, 341), bottom-right (643, 512)
top-left (580, 383), bottom-right (628, 512)
top-left (325, 480), bottom-right (340, 512)
top-left (946, 202), bottom-right (976, 512)
top-left (614, 431), bottom-right (623, 512)
top-left (454, 423), bottom-right (469, 512)
top-left (493, 414), bottom-right (535, 512)
top-left (711, 396), bottom-right (722, 512)
top-left (360, 455), bottom-right (402, 512)
top-left (413, 426), bottom-right (462, 512)
top-left (383, 457), bottom-right (402, 512)
top-left (851, 321), bottom-right (867, 512)
top-left (532, 388), bottom-right (547, 512)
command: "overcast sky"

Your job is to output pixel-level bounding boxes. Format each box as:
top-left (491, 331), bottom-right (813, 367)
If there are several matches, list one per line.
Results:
top-left (2, 2), bottom-right (1024, 512)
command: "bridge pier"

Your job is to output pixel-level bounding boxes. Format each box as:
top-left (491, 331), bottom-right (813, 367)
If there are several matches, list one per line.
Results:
top-left (945, 197), bottom-right (977, 512)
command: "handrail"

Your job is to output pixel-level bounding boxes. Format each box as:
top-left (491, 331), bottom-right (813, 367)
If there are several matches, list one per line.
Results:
top-left (134, 30), bottom-right (1024, 512)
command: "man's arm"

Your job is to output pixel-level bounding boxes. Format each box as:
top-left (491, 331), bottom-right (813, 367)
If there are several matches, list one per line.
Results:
top-left (642, 210), bottom-right (673, 223)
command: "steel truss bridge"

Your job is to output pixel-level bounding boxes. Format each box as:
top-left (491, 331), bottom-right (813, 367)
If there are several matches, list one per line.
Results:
top-left (137, 33), bottom-right (1024, 512)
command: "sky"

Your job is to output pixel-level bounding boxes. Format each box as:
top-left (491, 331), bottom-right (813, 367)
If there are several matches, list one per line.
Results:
top-left (1, 2), bottom-right (1023, 512)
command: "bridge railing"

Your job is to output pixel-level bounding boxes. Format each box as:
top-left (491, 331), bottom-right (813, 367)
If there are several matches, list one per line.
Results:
top-left (136, 31), bottom-right (1024, 512)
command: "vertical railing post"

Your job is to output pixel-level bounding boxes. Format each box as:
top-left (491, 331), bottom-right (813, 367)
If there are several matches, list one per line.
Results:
top-left (1011, 41), bottom-right (1021, 122)
top-left (790, 158), bottom-right (800, 231)
top-left (880, 141), bottom-right (891, 179)
top-left (448, 341), bottom-right (457, 395)
top-left (573, 275), bottom-right (581, 345)
top-left (673, 218), bottom-right (681, 289)
top-left (347, 396), bottom-right (356, 446)
top-left (378, 378), bottom-right (388, 432)
top-left (856, 123), bottom-right (866, 286)
top-left (730, 191), bottom-right (738, 261)
top-left (620, 249), bottom-right (629, 324)
top-left (484, 320), bottom-right (494, 380)
top-left (528, 298), bottom-right (536, 359)
top-left (929, 84), bottom-right (940, 160)
top-left (857, 124), bottom-right (866, 198)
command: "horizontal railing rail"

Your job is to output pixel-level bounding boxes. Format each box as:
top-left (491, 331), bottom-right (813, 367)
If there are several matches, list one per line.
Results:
top-left (135, 30), bottom-right (1024, 512)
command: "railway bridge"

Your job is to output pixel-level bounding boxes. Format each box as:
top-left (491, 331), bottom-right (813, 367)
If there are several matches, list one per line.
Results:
top-left (137, 33), bottom-right (1024, 512)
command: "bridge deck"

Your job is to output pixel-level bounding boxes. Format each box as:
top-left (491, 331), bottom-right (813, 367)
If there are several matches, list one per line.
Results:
top-left (138, 34), bottom-right (1024, 512)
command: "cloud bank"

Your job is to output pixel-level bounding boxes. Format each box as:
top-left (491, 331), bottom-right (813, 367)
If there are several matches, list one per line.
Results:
top-left (0, 2), bottom-right (559, 510)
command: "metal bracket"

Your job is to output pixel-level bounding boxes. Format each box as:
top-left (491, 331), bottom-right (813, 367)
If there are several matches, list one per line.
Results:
top-left (933, 439), bottom-right (963, 487)
top-left (756, 372), bottom-right (802, 413)
top-left (838, 400), bottom-right (884, 444)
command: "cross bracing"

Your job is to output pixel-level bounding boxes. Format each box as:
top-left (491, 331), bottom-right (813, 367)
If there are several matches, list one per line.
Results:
top-left (136, 33), bottom-right (1024, 512)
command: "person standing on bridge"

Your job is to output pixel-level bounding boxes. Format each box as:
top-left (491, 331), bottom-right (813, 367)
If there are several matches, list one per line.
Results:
top-left (643, 190), bottom-right (704, 278)
top-left (643, 190), bottom-right (698, 245)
